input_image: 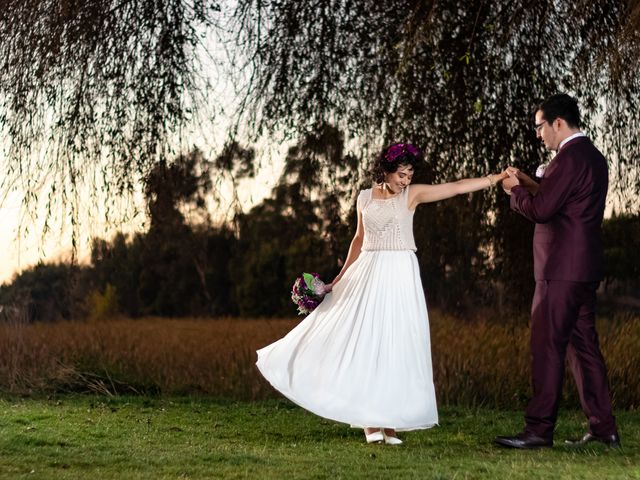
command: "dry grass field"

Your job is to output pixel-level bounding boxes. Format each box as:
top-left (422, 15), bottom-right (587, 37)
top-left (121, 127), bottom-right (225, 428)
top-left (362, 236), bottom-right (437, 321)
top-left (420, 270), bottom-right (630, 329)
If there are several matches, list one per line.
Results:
top-left (0, 311), bottom-right (638, 409)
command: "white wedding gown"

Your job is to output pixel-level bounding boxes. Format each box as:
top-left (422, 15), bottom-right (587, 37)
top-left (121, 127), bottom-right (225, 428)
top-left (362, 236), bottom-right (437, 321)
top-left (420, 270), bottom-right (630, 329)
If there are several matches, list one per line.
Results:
top-left (256, 186), bottom-right (438, 431)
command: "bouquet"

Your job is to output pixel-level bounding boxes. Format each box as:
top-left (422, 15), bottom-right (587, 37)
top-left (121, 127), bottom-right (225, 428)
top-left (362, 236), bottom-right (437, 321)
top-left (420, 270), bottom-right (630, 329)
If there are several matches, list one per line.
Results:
top-left (291, 272), bottom-right (327, 315)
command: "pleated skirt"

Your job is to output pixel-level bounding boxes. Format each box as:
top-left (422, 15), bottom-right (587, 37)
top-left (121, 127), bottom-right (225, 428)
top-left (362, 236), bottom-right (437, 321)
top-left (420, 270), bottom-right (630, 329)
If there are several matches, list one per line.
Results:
top-left (256, 250), bottom-right (438, 431)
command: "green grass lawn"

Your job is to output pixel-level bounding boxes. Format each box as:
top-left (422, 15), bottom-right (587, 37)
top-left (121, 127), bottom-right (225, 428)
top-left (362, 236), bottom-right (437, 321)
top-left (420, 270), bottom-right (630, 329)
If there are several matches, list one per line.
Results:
top-left (0, 396), bottom-right (637, 479)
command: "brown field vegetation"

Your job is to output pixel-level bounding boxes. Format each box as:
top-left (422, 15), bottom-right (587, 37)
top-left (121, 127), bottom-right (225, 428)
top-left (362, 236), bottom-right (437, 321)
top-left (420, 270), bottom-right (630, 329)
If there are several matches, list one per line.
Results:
top-left (0, 311), bottom-right (638, 409)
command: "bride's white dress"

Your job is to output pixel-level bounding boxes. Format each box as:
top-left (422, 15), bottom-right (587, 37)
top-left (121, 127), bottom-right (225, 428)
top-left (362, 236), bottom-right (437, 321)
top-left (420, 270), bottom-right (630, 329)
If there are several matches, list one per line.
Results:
top-left (256, 186), bottom-right (438, 431)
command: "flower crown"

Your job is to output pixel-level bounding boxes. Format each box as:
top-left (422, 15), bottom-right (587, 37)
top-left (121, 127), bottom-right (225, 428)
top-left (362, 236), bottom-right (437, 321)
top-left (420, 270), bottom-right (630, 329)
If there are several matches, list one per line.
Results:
top-left (384, 143), bottom-right (420, 163)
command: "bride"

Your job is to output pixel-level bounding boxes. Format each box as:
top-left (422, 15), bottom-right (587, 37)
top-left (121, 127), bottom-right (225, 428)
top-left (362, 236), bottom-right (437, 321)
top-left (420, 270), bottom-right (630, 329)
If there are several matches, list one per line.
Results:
top-left (257, 143), bottom-right (506, 444)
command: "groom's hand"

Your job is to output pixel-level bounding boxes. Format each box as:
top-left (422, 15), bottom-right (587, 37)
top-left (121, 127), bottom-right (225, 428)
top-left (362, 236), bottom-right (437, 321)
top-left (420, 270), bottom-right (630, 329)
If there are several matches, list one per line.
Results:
top-left (506, 166), bottom-right (539, 195)
top-left (502, 168), bottom-right (520, 195)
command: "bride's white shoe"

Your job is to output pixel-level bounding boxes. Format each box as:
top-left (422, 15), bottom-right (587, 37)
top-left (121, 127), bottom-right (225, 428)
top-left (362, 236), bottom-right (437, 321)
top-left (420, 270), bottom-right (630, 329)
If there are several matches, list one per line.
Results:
top-left (382, 430), bottom-right (403, 445)
top-left (365, 429), bottom-right (384, 443)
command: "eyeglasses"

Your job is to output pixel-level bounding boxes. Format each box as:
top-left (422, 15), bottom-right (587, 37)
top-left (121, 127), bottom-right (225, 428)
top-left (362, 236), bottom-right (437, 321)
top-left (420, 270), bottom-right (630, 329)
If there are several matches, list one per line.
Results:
top-left (534, 120), bottom-right (547, 133)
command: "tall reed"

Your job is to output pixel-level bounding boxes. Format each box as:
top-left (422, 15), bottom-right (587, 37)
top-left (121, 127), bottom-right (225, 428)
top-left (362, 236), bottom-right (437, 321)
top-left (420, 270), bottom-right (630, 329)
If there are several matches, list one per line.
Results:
top-left (0, 312), bottom-right (638, 408)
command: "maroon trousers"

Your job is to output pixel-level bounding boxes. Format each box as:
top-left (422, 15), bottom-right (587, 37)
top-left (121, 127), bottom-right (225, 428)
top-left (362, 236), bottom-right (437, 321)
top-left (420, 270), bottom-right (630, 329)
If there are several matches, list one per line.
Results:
top-left (524, 280), bottom-right (618, 440)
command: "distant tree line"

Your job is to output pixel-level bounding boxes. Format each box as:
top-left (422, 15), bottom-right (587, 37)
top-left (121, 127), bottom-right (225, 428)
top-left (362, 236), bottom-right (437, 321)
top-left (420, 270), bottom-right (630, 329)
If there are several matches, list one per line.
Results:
top-left (1, 128), bottom-right (638, 322)
top-left (0, 128), bottom-right (356, 321)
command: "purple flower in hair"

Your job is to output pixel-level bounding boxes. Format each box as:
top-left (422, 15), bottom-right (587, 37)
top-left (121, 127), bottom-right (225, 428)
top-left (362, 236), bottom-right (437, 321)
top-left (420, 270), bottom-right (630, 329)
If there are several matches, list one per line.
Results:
top-left (384, 143), bottom-right (420, 163)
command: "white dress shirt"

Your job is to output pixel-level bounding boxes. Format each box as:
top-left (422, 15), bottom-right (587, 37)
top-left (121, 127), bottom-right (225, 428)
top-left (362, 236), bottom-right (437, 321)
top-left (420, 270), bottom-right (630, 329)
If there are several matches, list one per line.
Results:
top-left (558, 131), bottom-right (586, 151)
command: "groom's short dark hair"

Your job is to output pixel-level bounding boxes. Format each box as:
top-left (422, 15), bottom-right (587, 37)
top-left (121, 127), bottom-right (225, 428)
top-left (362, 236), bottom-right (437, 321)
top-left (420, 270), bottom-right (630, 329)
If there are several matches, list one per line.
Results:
top-left (536, 94), bottom-right (581, 129)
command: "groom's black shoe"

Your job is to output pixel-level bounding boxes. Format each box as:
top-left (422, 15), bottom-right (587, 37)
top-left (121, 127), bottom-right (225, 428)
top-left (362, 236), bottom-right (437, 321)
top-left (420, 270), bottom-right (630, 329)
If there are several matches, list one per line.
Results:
top-left (564, 433), bottom-right (621, 448)
top-left (494, 433), bottom-right (552, 449)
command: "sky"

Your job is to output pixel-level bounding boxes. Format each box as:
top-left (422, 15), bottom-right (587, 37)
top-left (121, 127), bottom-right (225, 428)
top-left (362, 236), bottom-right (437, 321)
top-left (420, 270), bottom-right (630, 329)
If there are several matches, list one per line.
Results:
top-left (0, 168), bottom-right (283, 285)
top-left (0, 19), bottom-right (251, 285)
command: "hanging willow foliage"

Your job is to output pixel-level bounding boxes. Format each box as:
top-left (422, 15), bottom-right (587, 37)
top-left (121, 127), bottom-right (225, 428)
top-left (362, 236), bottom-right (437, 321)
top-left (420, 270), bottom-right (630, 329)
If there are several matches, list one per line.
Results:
top-left (1, 1), bottom-right (639, 309)
top-left (230, 0), bottom-right (640, 309)
top-left (2, 1), bottom-right (638, 218)
top-left (0, 0), bottom-right (220, 229)
top-left (232, 0), bottom-right (640, 205)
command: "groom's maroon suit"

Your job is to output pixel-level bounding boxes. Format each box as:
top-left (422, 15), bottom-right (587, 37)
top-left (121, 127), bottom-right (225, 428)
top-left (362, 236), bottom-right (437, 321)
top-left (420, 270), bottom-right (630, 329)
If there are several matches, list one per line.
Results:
top-left (510, 136), bottom-right (618, 440)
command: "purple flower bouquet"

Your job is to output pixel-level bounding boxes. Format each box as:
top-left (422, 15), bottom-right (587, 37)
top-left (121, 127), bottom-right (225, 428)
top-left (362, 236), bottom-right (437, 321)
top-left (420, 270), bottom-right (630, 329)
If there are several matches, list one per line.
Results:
top-left (291, 272), bottom-right (327, 315)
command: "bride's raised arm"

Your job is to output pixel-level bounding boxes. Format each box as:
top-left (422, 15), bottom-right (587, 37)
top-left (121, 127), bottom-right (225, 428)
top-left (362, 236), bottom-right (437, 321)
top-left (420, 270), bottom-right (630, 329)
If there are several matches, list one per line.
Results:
top-left (408, 171), bottom-right (508, 208)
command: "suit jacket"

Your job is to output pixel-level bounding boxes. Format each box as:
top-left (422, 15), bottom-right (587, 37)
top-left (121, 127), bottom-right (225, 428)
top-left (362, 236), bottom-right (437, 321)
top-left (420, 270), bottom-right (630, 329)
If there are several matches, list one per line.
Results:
top-left (510, 137), bottom-right (608, 282)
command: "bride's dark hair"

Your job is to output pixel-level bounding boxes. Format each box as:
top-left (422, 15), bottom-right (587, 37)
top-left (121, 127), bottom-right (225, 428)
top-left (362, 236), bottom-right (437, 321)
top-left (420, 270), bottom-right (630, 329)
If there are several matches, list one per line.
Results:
top-left (371, 143), bottom-right (423, 183)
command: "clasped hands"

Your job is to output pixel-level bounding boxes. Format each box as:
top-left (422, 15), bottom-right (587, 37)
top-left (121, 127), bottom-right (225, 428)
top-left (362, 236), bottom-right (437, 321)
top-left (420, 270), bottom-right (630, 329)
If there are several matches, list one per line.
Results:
top-left (500, 167), bottom-right (538, 195)
top-left (490, 167), bottom-right (539, 196)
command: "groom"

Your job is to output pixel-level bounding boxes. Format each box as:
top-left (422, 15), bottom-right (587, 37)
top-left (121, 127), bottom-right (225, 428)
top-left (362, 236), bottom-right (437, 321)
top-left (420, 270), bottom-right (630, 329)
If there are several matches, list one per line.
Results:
top-left (495, 94), bottom-right (620, 449)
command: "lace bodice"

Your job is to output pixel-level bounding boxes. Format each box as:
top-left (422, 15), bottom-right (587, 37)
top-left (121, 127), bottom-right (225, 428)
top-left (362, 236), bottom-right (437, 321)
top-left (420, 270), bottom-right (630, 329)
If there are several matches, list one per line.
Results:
top-left (357, 187), bottom-right (417, 251)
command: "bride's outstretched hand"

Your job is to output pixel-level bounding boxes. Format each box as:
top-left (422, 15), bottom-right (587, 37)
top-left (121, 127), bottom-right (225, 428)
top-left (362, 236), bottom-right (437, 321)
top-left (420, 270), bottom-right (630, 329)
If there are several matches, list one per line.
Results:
top-left (496, 170), bottom-right (510, 183)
